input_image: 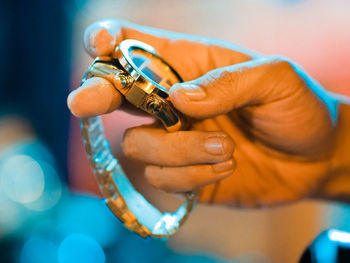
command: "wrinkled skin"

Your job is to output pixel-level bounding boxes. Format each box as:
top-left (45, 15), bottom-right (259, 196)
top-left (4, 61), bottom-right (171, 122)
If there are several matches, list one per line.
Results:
top-left (68, 19), bottom-right (350, 208)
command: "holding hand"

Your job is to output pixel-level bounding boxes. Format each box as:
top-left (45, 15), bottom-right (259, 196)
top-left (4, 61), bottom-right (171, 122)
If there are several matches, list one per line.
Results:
top-left (68, 19), bottom-right (346, 208)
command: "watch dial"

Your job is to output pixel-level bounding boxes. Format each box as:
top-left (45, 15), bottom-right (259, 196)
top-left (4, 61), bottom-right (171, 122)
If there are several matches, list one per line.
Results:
top-left (129, 48), bottom-right (181, 90)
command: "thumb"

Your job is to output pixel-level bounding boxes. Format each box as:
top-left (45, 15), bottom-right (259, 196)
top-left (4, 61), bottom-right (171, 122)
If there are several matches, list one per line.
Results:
top-left (169, 56), bottom-right (298, 118)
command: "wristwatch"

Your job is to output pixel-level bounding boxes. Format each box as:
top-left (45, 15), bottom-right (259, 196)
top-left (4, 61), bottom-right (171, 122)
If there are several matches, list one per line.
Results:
top-left (80, 39), bottom-right (198, 238)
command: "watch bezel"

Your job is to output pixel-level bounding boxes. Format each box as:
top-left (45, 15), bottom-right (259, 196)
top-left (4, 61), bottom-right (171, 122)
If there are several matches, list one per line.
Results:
top-left (114, 39), bottom-right (183, 98)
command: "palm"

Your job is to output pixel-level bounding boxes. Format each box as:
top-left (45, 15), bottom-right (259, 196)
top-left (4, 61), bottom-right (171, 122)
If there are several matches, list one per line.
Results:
top-left (197, 80), bottom-right (334, 207)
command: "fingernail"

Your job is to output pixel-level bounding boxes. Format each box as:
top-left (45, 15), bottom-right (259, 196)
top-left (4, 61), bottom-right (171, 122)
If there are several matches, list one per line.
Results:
top-left (175, 83), bottom-right (206, 101)
top-left (213, 159), bottom-right (235, 174)
top-left (85, 28), bottom-right (114, 56)
top-left (93, 28), bottom-right (115, 55)
top-left (204, 136), bottom-right (232, 155)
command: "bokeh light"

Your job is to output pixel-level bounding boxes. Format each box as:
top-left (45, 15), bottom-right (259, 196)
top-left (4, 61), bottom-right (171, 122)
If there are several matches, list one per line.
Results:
top-left (1, 1), bottom-right (350, 262)
top-left (57, 194), bottom-right (121, 247)
top-left (0, 155), bottom-right (45, 204)
top-left (20, 236), bottom-right (58, 263)
top-left (0, 193), bottom-right (26, 237)
top-left (0, 140), bottom-right (62, 239)
top-left (24, 162), bottom-right (62, 211)
top-left (58, 233), bottom-right (105, 263)
top-left (111, 233), bottom-right (169, 262)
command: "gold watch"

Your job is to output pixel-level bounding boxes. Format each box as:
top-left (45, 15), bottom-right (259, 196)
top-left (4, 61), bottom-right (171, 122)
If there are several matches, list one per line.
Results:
top-left (79, 39), bottom-right (198, 238)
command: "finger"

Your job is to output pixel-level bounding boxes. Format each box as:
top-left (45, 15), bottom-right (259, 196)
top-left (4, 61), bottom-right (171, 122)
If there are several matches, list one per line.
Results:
top-left (170, 56), bottom-right (301, 118)
top-left (68, 77), bottom-right (158, 117)
top-left (145, 158), bottom-right (236, 193)
top-left (84, 19), bottom-right (124, 57)
top-left (83, 19), bottom-right (255, 81)
top-left (67, 77), bottom-right (123, 117)
top-left (123, 126), bottom-right (234, 166)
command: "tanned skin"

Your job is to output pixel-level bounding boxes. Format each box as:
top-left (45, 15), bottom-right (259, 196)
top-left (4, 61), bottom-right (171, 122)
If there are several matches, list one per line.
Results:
top-left (68, 19), bottom-right (350, 208)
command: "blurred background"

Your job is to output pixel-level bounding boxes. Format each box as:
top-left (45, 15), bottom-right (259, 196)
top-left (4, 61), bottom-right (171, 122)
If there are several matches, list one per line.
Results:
top-left (0, 0), bottom-right (350, 262)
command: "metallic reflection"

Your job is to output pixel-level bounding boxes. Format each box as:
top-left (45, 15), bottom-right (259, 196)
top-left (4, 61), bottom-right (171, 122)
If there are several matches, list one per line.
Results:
top-left (329, 229), bottom-right (350, 246)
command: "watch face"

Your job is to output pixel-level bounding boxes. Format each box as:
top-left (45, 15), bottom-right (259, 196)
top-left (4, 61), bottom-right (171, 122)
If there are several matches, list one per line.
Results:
top-left (129, 48), bottom-right (181, 91)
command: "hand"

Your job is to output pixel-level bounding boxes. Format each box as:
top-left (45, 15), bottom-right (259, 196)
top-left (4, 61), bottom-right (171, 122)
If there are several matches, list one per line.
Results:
top-left (68, 19), bottom-right (343, 208)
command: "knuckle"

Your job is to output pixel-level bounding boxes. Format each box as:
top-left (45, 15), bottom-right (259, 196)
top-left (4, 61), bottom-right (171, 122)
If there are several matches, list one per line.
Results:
top-left (269, 55), bottom-right (295, 72)
top-left (204, 69), bottom-right (238, 111)
top-left (145, 166), bottom-right (161, 189)
top-left (218, 69), bottom-right (236, 85)
top-left (171, 130), bottom-right (188, 146)
top-left (145, 166), bottom-right (175, 193)
top-left (166, 132), bottom-right (192, 163)
top-left (267, 55), bottom-right (302, 89)
top-left (122, 128), bottom-right (138, 158)
top-left (182, 170), bottom-right (198, 191)
top-left (208, 69), bottom-right (236, 92)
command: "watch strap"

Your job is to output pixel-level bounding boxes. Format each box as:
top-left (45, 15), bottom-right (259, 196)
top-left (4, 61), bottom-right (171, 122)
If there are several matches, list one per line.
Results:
top-left (80, 116), bottom-right (198, 238)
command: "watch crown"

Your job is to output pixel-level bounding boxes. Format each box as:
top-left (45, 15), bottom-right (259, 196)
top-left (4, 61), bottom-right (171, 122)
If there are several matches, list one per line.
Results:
top-left (146, 97), bottom-right (163, 114)
top-left (87, 60), bottom-right (132, 95)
